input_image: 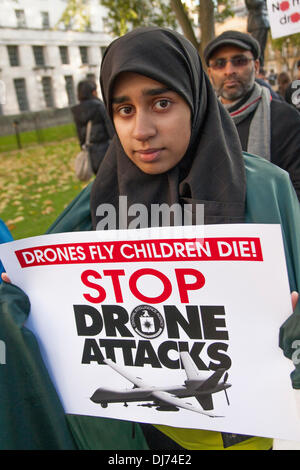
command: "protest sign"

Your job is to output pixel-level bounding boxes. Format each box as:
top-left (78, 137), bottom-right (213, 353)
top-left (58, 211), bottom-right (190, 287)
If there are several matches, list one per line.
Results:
top-left (0, 224), bottom-right (299, 442)
top-left (267, 0), bottom-right (300, 38)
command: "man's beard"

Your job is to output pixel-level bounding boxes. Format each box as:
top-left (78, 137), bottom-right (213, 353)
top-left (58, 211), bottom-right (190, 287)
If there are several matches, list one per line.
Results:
top-left (217, 72), bottom-right (255, 102)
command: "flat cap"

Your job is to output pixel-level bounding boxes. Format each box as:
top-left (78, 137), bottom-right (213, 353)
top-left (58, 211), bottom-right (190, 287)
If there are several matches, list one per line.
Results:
top-left (203, 30), bottom-right (261, 65)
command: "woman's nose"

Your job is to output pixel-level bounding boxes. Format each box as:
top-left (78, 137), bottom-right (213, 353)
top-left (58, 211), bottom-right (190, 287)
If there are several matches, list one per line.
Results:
top-left (132, 110), bottom-right (156, 141)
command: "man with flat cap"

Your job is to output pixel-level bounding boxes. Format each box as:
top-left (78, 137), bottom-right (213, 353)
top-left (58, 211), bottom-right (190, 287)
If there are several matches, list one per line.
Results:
top-left (204, 30), bottom-right (300, 202)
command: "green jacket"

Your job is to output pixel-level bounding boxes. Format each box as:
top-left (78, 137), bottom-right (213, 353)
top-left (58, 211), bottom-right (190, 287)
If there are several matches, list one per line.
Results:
top-left (0, 153), bottom-right (299, 449)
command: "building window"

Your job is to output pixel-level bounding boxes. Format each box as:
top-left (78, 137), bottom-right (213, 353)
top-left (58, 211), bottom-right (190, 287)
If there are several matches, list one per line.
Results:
top-left (100, 46), bottom-right (107, 59)
top-left (41, 77), bottom-right (55, 108)
top-left (79, 46), bottom-right (89, 64)
top-left (86, 73), bottom-right (96, 82)
top-left (41, 12), bottom-right (50, 29)
top-left (14, 78), bottom-right (29, 112)
top-left (7, 45), bottom-right (20, 66)
top-left (65, 76), bottom-right (76, 105)
top-left (33, 46), bottom-right (45, 66)
top-left (15, 9), bottom-right (27, 28)
top-left (59, 46), bottom-right (69, 64)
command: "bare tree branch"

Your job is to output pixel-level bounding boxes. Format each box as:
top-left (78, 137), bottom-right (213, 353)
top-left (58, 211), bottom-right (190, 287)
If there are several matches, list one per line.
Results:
top-left (170, 0), bottom-right (200, 50)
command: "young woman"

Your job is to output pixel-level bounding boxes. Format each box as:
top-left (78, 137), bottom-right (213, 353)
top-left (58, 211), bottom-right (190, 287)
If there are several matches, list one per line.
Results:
top-left (90, 27), bottom-right (246, 229)
top-left (1, 27), bottom-right (300, 451)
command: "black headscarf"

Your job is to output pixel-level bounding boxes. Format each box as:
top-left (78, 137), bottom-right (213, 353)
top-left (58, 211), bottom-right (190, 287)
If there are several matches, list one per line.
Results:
top-left (90, 27), bottom-right (246, 228)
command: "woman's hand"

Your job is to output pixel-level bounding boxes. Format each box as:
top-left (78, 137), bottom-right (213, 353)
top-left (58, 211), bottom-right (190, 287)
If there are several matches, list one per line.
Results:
top-left (292, 291), bottom-right (299, 311)
top-left (1, 273), bottom-right (11, 283)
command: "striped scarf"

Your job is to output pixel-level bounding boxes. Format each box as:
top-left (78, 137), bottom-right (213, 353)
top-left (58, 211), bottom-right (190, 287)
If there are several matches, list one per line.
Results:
top-left (229, 82), bottom-right (272, 161)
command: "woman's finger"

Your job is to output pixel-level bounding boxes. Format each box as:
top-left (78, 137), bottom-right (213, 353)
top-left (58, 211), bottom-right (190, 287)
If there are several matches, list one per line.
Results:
top-left (291, 291), bottom-right (299, 311)
top-left (1, 273), bottom-right (11, 283)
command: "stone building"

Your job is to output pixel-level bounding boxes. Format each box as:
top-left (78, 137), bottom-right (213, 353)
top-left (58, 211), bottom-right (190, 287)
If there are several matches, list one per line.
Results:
top-left (0, 0), bottom-right (111, 115)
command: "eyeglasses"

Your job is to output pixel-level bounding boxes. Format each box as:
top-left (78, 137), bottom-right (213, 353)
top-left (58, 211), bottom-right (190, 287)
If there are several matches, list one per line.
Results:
top-left (209, 56), bottom-right (255, 70)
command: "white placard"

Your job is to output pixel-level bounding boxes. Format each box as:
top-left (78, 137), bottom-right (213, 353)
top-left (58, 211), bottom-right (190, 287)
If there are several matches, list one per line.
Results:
top-left (0, 224), bottom-right (299, 442)
top-left (267, 0), bottom-right (300, 39)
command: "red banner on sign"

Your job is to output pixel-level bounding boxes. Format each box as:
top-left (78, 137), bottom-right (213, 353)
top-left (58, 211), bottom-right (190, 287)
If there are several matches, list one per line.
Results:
top-left (15, 237), bottom-right (263, 268)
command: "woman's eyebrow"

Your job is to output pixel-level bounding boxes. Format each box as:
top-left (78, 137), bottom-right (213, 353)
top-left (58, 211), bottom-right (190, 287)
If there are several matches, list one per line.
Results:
top-left (143, 87), bottom-right (172, 96)
top-left (112, 87), bottom-right (172, 104)
top-left (112, 95), bottom-right (129, 104)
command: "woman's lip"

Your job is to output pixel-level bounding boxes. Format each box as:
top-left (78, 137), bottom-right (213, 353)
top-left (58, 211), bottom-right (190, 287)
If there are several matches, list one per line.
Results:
top-left (135, 149), bottom-right (163, 162)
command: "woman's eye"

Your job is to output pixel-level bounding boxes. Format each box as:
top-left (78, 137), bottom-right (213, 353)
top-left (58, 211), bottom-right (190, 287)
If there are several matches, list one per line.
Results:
top-left (119, 106), bottom-right (133, 116)
top-left (155, 99), bottom-right (171, 110)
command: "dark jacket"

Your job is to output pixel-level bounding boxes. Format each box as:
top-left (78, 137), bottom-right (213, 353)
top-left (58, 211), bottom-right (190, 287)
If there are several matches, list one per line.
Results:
top-left (285, 81), bottom-right (300, 112)
top-left (245, 0), bottom-right (270, 31)
top-left (0, 220), bottom-right (13, 281)
top-left (228, 93), bottom-right (300, 201)
top-left (71, 98), bottom-right (114, 174)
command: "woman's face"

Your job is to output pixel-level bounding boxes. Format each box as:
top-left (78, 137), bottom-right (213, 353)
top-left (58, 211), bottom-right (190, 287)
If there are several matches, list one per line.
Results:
top-left (112, 72), bottom-right (191, 175)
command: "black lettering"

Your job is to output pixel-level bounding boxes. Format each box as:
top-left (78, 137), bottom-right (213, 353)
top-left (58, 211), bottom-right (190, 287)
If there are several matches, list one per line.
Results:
top-left (81, 338), bottom-right (105, 364)
top-left (99, 339), bottom-right (136, 365)
top-left (73, 305), bottom-right (103, 336)
top-left (102, 305), bottom-right (134, 337)
top-left (201, 306), bottom-right (228, 340)
top-left (164, 305), bottom-right (202, 339)
top-left (207, 342), bottom-right (232, 371)
top-left (280, 14), bottom-right (288, 24)
top-left (178, 341), bottom-right (209, 370)
top-left (188, 342), bottom-right (209, 370)
top-left (157, 341), bottom-right (180, 369)
top-left (134, 340), bottom-right (161, 368)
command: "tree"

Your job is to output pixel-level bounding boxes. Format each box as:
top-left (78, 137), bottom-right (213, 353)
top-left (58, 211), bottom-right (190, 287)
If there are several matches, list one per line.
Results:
top-left (56, 0), bottom-right (92, 31)
top-left (167, 1), bottom-right (234, 58)
top-left (169, 0), bottom-right (218, 57)
top-left (169, 0), bottom-right (198, 49)
top-left (100, 0), bottom-right (234, 55)
top-left (270, 33), bottom-right (300, 76)
top-left (57, 0), bottom-right (234, 54)
top-left (56, 0), bottom-right (177, 33)
top-left (100, 0), bottom-right (177, 37)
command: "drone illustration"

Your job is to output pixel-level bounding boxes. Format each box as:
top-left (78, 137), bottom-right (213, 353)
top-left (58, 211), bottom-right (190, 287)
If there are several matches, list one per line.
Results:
top-left (90, 352), bottom-right (231, 417)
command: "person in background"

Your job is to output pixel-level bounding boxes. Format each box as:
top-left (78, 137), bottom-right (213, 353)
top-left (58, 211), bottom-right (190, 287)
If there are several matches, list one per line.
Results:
top-left (71, 80), bottom-right (114, 175)
top-left (285, 60), bottom-right (300, 112)
top-left (268, 69), bottom-right (277, 86)
top-left (276, 71), bottom-right (291, 100)
top-left (0, 219), bottom-right (13, 282)
top-left (204, 30), bottom-right (300, 201)
top-left (256, 67), bottom-right (281, 100)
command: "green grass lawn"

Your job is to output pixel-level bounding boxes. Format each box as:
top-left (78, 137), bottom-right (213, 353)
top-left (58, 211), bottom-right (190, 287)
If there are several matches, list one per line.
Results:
top-left (0, 123), bottom-right (77, 152)
top-left (0, 137), bottom-right (92, 240)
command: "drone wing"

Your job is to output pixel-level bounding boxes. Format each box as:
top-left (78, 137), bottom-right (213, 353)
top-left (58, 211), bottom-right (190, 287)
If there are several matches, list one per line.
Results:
top-left (195, 394), bottom-right (214, 411)
top-left (180, 351), bottom-right (201, 379)
top-left (197, 369), bottom-right (228, 391)
top-left (151, 390), bottom-right (221, 417)
top-left (181, 351), bottom-right (228, 392)
top-left (104, 358), bottom-right (150, 388)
